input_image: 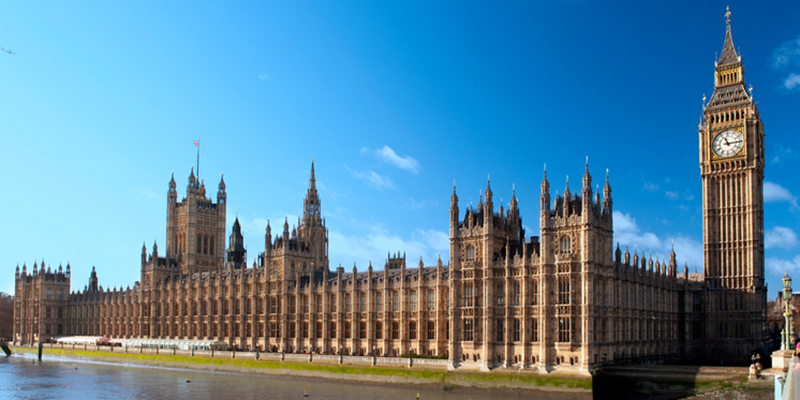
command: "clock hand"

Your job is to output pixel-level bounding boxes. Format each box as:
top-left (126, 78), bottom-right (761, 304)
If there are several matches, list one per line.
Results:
top-left (723, 138), bottom-right (730, 146)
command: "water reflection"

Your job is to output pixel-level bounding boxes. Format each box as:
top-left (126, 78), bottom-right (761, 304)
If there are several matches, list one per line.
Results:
top-left (0, 354), bottom-right (590, 400)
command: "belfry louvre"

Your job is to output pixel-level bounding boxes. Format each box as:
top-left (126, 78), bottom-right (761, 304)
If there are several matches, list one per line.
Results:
top-left (13, 17), bottom-right (767, 373)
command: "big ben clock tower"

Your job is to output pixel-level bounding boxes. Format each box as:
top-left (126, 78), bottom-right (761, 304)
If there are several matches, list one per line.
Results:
top-left (699, 8), bottom-right (767, 360)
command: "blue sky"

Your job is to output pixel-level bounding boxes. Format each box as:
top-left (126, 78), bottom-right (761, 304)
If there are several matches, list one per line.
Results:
top-left (1, 1), bottom-right (798, 299)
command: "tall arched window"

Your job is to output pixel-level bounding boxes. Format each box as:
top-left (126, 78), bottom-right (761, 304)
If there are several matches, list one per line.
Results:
top-left (560, 235), bottom-right (572, 254)
top-left (466, 245), bottom-right (476, 262)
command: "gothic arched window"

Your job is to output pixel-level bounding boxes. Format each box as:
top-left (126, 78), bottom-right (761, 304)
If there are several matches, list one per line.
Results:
top-left (560, 235), bottom-right (572, 255)
top-left (465, 245), bottom-right (476, 262)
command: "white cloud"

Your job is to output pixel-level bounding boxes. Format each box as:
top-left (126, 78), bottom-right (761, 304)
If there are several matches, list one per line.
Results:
top-left (404, 198), bottom-right (438, 210)
top-left (772, 143), bottom-right (796, 163)
top-left (328, 227), bottom-right (449, 270)
top-left (360, 146), bottom-right (421, 174)
top-left (239, 217), bottom-right (269, 237)
top-left (643, 182), bottom-right (659, 192)
top-left (767, 255), bottom-right (800, 276)
top-left (345, 165), bottom-right (394, 189)
top-left (130, 187), bottom-right (161, 201)
top-left (764, 181), bottom-right (798, 208)
top-left (612, 210), bottom-right (703, 270)
top-left (772, 36), bottom-right (800, 91)
top-left (258, 73), bottom-right (273, 81)
top-left (786, 73), bottom-right (800, 90)
top-left (773, 36), bottom-right (800, 68)
top-left (766, 226), bottom-right (798, 249)
top-left (665, 191), bottom-right (694, 201)
top-left (613, 211), bottom-right (661, 249)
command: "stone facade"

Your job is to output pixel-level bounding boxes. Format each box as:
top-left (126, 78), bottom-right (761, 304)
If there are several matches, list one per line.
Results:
top-left (13, 16), bottom-right (768, 372)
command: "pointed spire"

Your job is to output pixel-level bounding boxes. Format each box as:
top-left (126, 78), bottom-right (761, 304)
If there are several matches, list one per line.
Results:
top-left (485, 175), bottom-right (493, 204)
top-left (624, 244), bottom-right (630, 265)
top-left (218, 173), bottom-right (226, 190)
top-left (303, 160), bottom-right (321, 222)
top-left (563, 175), bottom-right (571, 200)
top-left (541, 165), bottom-right (550, 194)
top-left (717, 7), bottom-right (740, 68)
top-left (266, 220), bottom-right (272, 235)
top-left (582, 156), bottom-right (591, 192)
top-left (232, 216), bottom-right (241, 233)
top-left (169, 172), bottom-right (176, 189)
top-left (309, 159), bottom-right (316, 191)
top-left (188, 166), bottom-right (196, 183)
top-left (509, 183), bottom-right (518, 211)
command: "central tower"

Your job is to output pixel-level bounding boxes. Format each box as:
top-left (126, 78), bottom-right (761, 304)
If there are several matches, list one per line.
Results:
top-left (165, 168), bottom-right (227, 276)
top-left (699, 9), bottom-right (767, 359)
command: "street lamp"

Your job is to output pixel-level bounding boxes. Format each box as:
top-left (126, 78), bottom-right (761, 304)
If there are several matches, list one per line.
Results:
top-left (783, 272), bottom-right (793, 351)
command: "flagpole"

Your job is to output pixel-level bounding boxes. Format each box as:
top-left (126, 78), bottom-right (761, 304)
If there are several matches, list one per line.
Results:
top-left (196, 139), bottom-right (200, 180)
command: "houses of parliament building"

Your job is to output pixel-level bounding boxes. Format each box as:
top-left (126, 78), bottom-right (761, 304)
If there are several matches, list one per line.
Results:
top-left (13, 15), bottom-right (768, 373)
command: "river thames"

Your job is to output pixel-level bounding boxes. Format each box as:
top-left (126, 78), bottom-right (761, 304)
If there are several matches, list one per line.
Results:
top-left (0, 353), bottom-right (590, 400)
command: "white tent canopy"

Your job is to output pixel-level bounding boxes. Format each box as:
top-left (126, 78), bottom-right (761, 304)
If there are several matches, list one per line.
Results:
top-left (52, 336), bottom-right (105, 345)
top-left (120, 338), bottom-right (228, 351)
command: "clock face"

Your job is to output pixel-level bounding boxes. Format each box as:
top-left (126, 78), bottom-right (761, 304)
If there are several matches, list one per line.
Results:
top-left (712, 130), bottom-right (744, 157)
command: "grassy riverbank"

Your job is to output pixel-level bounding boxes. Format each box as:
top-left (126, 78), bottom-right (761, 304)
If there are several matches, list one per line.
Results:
top-left (11, 346), bottom-right (592, 393)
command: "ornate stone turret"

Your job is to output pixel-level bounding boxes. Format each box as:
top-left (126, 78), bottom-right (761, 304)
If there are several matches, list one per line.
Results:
top-left (226, 217), bottom-right (246, 270)
top-left (188, 167), bottom-right (197, 191)
top-left (450, 183), bottom-right (459, 238)
top-left (602, 170), bottom-right (612, 215)
top-left (168, 172), bottom-right (177, 203)
top-left (217, 174), bottom-right (226, 205)
top-left (88, 266), bottom-right (98, 292)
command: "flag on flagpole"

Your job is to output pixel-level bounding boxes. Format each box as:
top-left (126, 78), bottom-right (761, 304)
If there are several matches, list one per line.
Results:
top-left (193, 139), bottom-right (199, 147)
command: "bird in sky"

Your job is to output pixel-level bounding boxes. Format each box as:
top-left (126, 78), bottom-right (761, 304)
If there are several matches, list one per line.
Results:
top-left (2, 47), bottom-right (17, 55)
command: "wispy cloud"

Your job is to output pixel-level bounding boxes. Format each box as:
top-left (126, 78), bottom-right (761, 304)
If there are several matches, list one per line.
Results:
top-left (764, 181), bottom-right (798, 208)
top-left (766, 226), bottom-right (798, 249)
top-left (785, 73), bottom-right (800, 90)
top-left (773, 36), bottom-right (800, 68)
top-left (767, 255), bottom-right (800, 276)
top-left (613, 210), bottom-right (703, 270)
top-left (772, 36), bottom-right (800, 91)
top-left (665, 191), bottom-right (694, 201)
top-left (772, 143), bottom-right (796, 163)
top-left (643, 181), bottom-right (659, 192)
top-left (404, 198), bottom-right (438, 210)
top-left (317, 181), bottom-right (342, 201)
top-left (328, 227), bottom-right (449, 270)
top-left (258, 73), bottom-right (273, 81)
top-left (130, 187), bottom-right (161, 202)
top-left (345, 165), bottom-right (394, 189)
top-left (360, 146), bottom-right (421, 174)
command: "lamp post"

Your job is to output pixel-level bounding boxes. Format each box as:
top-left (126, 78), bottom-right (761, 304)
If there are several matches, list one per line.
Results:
top-left (782, 272), bottom-right (793, 351)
